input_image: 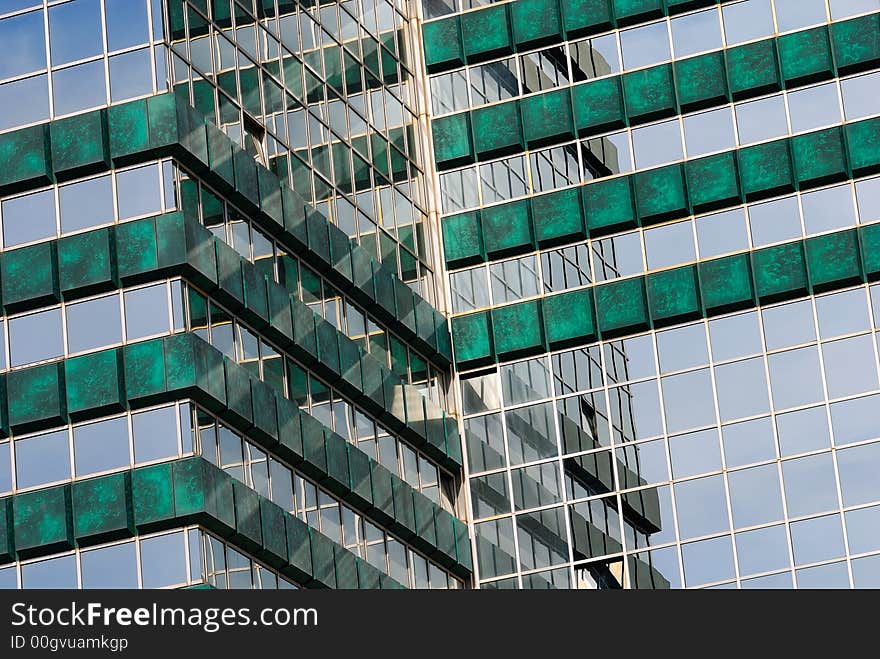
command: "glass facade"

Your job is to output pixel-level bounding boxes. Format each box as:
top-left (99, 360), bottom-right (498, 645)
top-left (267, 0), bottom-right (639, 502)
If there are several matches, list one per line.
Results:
top-left (1, 0), bottom-right (879, 591)
top-left (427, 0), bottom-right (880, 588)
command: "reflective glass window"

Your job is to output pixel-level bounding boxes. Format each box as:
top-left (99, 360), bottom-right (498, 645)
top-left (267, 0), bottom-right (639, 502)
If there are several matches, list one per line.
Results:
top-left (132, 405), bottom-right (179, 463)
top-left (787, 82), bottom-right (841, 134)
top-left (714, 357), bottom-right (769, 421)
top-left (60, 175), bottom-right (114, 234)
top-left (140, 532), bottom-right (188, 588)
top-left (709, 311), bottom-right (762, 362)
top-left (105, 0), bottom-right (150, 51)
top-left (674, 474), bottom-right (729, 539)
top-left (661, 369), bottom-right (716, 433)
top-left (21, 555), bottom-right (77, 589)
top-left (644, 220), bottom-right (695, 271)
top-left (2, 188), bottom-right (56, 248)
top-left (109, 48), bottom-right (153, 102)
top-left (774, 0), bottom-right (827, 32)
top-left (52, 60), bottom-right (107, 116)
top-left (15, 429), bottom-right (70, 489)
top-left (0, 10), bottom-right (46, 80)
top-left (801, 184), bottom-right (857, 235)
top-left (721, 417), bottom-right (776, 468)
top-left (656, 323), bottom-right (708, 373)
top-left (683, 107), bottom-right (734, 157)
top-left (782, 453), bottom-right (840, 517)
top-left (695, 208), bottom-right (748, 259)
top-left (124, 283), bottom-right (170, 340)
top-left (837, 441), bottom-right (880, 507)
top-left (0, 74), bottom-right (49, 131)
top-left (81, 542), bottom-right (138, 588)
top-left (9, 307), bottom-right (63, 367)
top-left (620, 21), bottom-right (671, 70)
top-left (816, 288), bottom-right (871, 338)
top-left (721, 0), bottom-right (774, 45)
top-left (66, 294), bottom-right (122, 353)
top-left (768, 346), bottom-right (825, 410)
top-left (748, 195), bottom-right (801, 247)
top-left (49, 0), bottom-right (103, 65)
top-left (668, 428), bottom-right (721, 479)
top-left (735, 94), bottom-right (788, 145)
top-left (727, 463), bottom-right (784, 527)
top-left (762, 299), bottom-right (816, 350)
top-left (790, 513), bottom-right (845, 565)
top-left (671, 9), bottom-right (722, 58)
top-left (735, 524), bottom-right (790, 577)
top-left (681, 535), bottom-right (735, 586)
top-left (842, 71), bottom-right (880, 120)
top-left (776, 405), bottom-right (831, 457)
top-left (73, 416), bottom-right (129, 476)
top-left (829, 0), bottom-right (880, 19)
top-left (632, 119), bottom-right (682, 170)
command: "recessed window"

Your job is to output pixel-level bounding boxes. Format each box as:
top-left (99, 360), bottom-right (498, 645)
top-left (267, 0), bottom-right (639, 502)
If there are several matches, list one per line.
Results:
top-left (657, 322), bottom-right (708, 373)
top-left (774, 0), bottom-right (828, 33)
top-left (696, 207), bottom-right (748, 258)
top-left (735, 94), bottom-right (788, 146)
top-left (489, 255), bottom-right (539, 305)
top-left (801, 183), bottom-right (856, 235)
top-left (59, 175), bottom-right (114, 234)
top-left (787, 82), bottom-right (842, 134)
top-left (0, 74), bottom-right (49, 132)
top-left (124, 283), bottom-right (170, 340)
top-left (15, 429), bottom-right (70, 489)
top-left (748, 195), bottom-right (801, 247)
top-left (9, 307), bottom-right (63, 368)
top-left (73, 416), bottom-right (130, 477)
top-left (644, 219), bottom-right (696, 270)
top-left (81, 542), bottom-right (138, 588)
top-left (2, 188), bottom-right (56, 248)
top-left (66, 294), bottom-right (122, 353)
top-left (116, 164), bottom-right (162, 220)
top-left (620, 20), bottom-right (671, 71)
top-left (830, 0), bottom-right (880, 20)
top-left (632, 119), bottom-right (682, 170)
top-left (671, 9), bottom-right (722, 58)
top-left (842, 71), bottom-right (880, 121)
top-left (132, 405), bottom-right (179, 463)
top-left (48, 0), bottom-right (103, 66)
top-left (721, 0), bottom-right (774, 46)
top-left (569, 33), bottom-right (620, 80)
top-left (140, 531), bottom-right (188, 588)
top-left (20, 554), bottom-right (77, 589)
top-left (683, 106), bottom-right (735, 157)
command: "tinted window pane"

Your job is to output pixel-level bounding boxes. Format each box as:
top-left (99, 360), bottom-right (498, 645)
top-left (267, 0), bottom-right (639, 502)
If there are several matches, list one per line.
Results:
top-left (9, 308), bottom-right (63, 367)
top-left (632, 119), bottom-right (682, 169)
top-left (816, 288), bottom-right (870, 338)
top-left (830, 0), bottom-right (880, 19)
top-left (774, 0), bottom-right (827, 32)
top-left (722, 0), bottom-right (774, 45)
top-left (714, 357), bottom-right (770, 421)
top-left (796, 561), bottom-right (849, 588)
top-left (776, 405), bottom-right (831, 457)
top-left (695, 208), bottom-right (748, 259)
top-left (105, 0), bottom-right (149, 51)
top-left (52, 59), bottom-right (107, 115)
top-left (845, 504), bottom-right (880, 554)
top-left (81, 542), bottom-right (138, 588)
top-left (749, 195), bottom-right (802, 247)
top-left (66, 294), bottom-right (122, 353)
top-left (60, 175), bottom-right (114, 234)
top-left (852, 554), bottom-right (880, 588)
top-left (674, 474), bottom-right (728, 539)
top-left (132, 405), bottom-right (179, 463)
top-left (661, 369), bottom-right (716, 433)
top-left (124, 284), bottom-right (170, 340)
top-left (0, 441), bottom-right (9, 493)
top-left (656, 323), bottom-right (708, 373)
top-left (620, 21), bottom-right (670, 70)
top-left (790, 514), bottom-right (845, 565)
top-left (787, 82), bottom-right (841, 134)
top-left (0, 74), bottom-right (49, 131)
top-left (668, 428), bottom-right (721, 479)
top-left (762, 299), bottom-right (815, 350)
top-left (140, 532), bottom-right (188, 587)
top-left (842, 71), bottom-right (880, 120)
top-left (671, 9), bottom-right (721, 58)
top-left (830, 394), bottom-right (880, 445)
top-left (15, 429), bottom-right (70, 489)
top-left (49, 0), bottom-right (103, 65)
top-left (708, 311), bottom-right (762, 362)
top-left (735, 525), bottom-right (790, 577)
top-left (722, 417), bottom-right (777, 468)
top-left (823, 335), bottom-right (878, 398)
top-left (644, 220), bottom-right (695, 270)
top-left (0, 10), bottom-right (46, 80)
top-left (681, 535), bottom-right (734, 587)
top-left (837, 441), bottom-right (880, 507)
top-left (782, 453), bottom-right (840, 517)
top-left (20, 555), bottom-right (77, 589)
top-left (727, 463), bottom-right (783, 527)
top-left (683, 107), bottom-right (734, 157)
top-left (116, 164), bottom-right (162, 220)
top-left (73, 416), bottom-right (129, 476)
top-left (801, 184), bottom-right (857, 235)
top-left (735, 94), bottom-right (787, 145)
top-left (2, 188), bottom-right (56, 248)
top-left (109, 48), bottom-right (153, 102)
top-left (768, 347), bottom-right (824, 410)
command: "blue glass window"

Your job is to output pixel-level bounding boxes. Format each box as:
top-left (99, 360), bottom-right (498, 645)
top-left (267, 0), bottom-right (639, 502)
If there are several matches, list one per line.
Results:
top-left (109, 48), bottom-right (153, 102)
top-left (49, 0), bottom-right (103, 66)
top-left (0, 10), bottom-right (45, 80)
top-left (52, 60), bottom-right (107, 116)
top-left (105, 0), bottom-right (149, 51)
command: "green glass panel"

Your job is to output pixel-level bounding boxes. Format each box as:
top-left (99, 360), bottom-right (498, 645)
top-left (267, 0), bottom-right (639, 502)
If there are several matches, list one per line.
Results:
top-left (432, 112), bottom-right (474, 169)
top-left (559, 0), bottom-right (613, 38)
top-left (612, 0), bottom-right (663, 25)
top-left (72, 472), bottom-right (133, 545)
top-left (65, 349), bottom-right (124, 419)
top-left (532, 186), bottom-right (586, 246)
top-left (622, 64), bottom-right (677, 124)
top-left (491, 299), bottom-right (544, 359)
top-left (58, 228), bottom-right (115, 297)
top-left (521, 87), bottom-right (575, 148)
top-left (685, 150), bottom-right (741, 212)
top-left (806, 229), bottom-right (862, 292)
top-left (846, 117), bottom-right (880, 177)
top-left (647, 265), bottom-right (701, 326)
top-left (674, 51), bottom-right (728, 112)
top-left (831, 13), bottom-right (880, 75)
top-left (542, 287), bottom-right (596, 348)
top-left (572, 76), bottom-right (626, 136)
top-left (510, 0), bottom-right (562, 49)
top-left (584, 175), bottom-right (637, 235)
top-left (8, 362), bottom-right (66, 433)
top-left (2, 241), bottom-right (59, 312)
top-left (0, 124), bottom-right (52, 195)
top-left (738, 138), bottom-right (795, 201)
top-left (13, 485), bottom-right (73, 558)
top-left (460, 4), bottom-right (512, 61)
top-left (778, 25), bottom-right (834, 86)
top-left (422, 16), bottom-right (463, 71)
top-left (131, 463), bottom-right (175, 531)
top-left (481, 199), bottom-right (533, 258)
top-left (791, 126), bottom-right (849, 189)
top-left (698, 253), bottom-right (755, 314)
top-left (634, 163), bottom-right (688, 225)
top-left (595, 276), bottom-right (649, 336)
top-left (725, 39), bottom-right (781, 100)
top-left (752, 241), bottom-right (809, 304)
top-left (50, 109), bottom-right (109, 181)
top-left (452, 311), bottom-right (493, 366)
top-left (107, 98), bottom-right (149, 165)
top-left (471, 100), bottom-right (523, 158)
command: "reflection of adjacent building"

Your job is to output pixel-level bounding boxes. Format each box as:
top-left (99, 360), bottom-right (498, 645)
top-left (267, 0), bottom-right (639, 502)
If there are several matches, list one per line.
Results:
top-left (465, 351), bottom-right (670, 589)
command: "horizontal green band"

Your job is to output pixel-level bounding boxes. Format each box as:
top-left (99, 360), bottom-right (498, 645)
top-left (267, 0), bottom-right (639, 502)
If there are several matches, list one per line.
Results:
top-left (431, 13), bottom-right (880, 171)
top-left (0, 333), bottom-right (471, 576)
top-left (452, 223), bottom-right (880, 367)
top-left (442, 116), bottom-right (880, 269)
top-left (423, 0), bottom-right (742, 73)
top-left (0, 457), bottom-right (406, 589)
top-left (0, 94), bottom-right (452, 367)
